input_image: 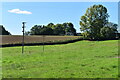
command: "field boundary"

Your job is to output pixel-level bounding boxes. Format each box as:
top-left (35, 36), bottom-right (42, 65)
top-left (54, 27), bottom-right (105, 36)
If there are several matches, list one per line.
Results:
top-left (1, 38), bottom-right (83, 48)
top-left (1, 37), bottom-right (119, 48)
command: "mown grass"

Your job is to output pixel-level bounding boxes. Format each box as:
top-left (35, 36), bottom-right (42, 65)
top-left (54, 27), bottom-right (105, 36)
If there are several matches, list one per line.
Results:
top-left (1, 40), bottom-right (118, 78)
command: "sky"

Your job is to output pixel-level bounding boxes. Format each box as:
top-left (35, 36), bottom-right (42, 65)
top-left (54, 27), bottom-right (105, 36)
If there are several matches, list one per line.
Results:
top-left (1, 2), bottom-right (118, 35)
top-left (1, 0), bottom-right (119, 2)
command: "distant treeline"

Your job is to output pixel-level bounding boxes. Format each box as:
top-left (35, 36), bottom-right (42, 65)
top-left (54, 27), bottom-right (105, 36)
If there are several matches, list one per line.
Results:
top-left (0, 25), bottom-right (11, 35)
top-left (25, 22), bottom-right (77, 36)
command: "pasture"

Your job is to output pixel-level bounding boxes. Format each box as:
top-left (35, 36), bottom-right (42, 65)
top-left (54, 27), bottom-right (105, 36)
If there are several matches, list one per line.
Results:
top-left (1, 40), bottom-right (118, 78)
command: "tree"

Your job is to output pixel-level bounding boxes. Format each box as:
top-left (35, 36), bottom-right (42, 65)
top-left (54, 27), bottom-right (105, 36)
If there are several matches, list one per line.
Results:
top-left (40, 26), bottom-right (54, 35)
top-left (80, 5), bottom-right (109, 40)
top-left (67, 23), bottom-right (77, 35)
top-left (25, 31), bottom-right (31, 35)
top-left (47, 23), bottom-right (54, 28)
top-left (100, 22), bottom-right (118, 39)
top-left (30, 25), bottom-right (54, 35)
top-left (30, 25), bottom-right (42, 35)
top-left (53, 24), bottom-right (65, 35)
top-left (63, 22), bottom-right (77, 35)
top-left (29, 22), bottom-right (77, 36)
top-left (0, 25), bottom-right (11, 35)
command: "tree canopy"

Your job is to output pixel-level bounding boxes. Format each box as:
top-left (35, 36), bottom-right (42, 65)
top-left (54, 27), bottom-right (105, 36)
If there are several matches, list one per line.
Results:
top-left (28, 22), bottom-right (77, 36)
top-left (0, 25), bottom-right (11, 35)
top-left (80, 4), bottom-right (118, 40)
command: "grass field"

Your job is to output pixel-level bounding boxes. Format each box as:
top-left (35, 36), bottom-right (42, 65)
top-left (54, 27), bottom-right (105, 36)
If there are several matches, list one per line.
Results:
top-left (2, 40), bottom-right (118, 78)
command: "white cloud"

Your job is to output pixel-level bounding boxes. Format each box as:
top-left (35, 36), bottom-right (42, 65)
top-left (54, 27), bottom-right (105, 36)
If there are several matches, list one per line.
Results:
top-left (8, 9), bottom-right (32, 14)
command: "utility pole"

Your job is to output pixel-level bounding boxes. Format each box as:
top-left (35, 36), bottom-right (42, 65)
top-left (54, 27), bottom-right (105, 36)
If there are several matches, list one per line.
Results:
top-left (22, 22), bottom-right (26, 54)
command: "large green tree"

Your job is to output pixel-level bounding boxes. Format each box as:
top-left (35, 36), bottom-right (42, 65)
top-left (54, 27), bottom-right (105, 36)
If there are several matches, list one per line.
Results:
top-left (80, 5), bottom-right (110, 40)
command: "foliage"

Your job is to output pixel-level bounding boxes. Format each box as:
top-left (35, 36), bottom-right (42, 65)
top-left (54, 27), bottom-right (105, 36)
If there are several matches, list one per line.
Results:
top-left (0, 25), bottom-right (11, 35)
top-left (30, 22), bottom-right (77, 36)
top-left (30, 25), bottom-right (54, 35)
top-left (25, 31), bottom-right (31, 35)
top-left (53, 24), bottom-right (65, 35)
top-left (100, 22), bottom-right (118, 39)
top-left (63, 23), bottom-right (77, 36)
top-left (40, 26), bottom-right (54, 35)
top-left (30, 25), bottom-right (42, 35)
top-left (80, 4), bottom-right (117, 40)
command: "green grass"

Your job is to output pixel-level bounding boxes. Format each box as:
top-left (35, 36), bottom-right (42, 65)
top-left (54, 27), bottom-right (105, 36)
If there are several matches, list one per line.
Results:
top-left (2, 40), bottom-right (118, 78)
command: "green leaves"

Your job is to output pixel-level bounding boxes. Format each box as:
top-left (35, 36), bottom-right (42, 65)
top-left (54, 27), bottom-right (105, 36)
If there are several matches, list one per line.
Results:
top-left (80, 4), bottom-right (117, 40)
top-left (30, 22), bottom-right (77, 36)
